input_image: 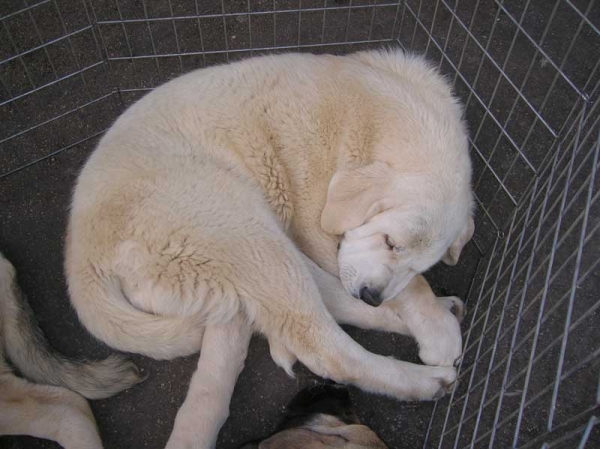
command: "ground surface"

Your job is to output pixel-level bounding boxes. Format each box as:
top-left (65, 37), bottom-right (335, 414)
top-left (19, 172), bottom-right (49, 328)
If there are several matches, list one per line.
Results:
top-left (1, 0), bottom-right (597, 448)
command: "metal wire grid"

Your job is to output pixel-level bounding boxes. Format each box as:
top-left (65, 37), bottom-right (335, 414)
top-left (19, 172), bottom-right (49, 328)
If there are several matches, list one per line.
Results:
top-left (0, 1), bottom-right (598, 448)
top-left (0, 0), bottom-right (118, 178)
top-left (90, 0), bottom-right (404, 98)
top-left (423, 101), bottom-right (600, 449)
top-left (1, 0), bottom-right (403, 178)
top-left (397, 1), bottom-right (600, 448)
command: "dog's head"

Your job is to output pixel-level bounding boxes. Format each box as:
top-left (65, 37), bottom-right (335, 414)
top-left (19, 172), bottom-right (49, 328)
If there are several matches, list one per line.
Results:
top-left (321, 160), bottom-right (474, 307)
top-left (316, 49), bottom-right (475, 306)
top-left (240, 383), bottom-right (388, 449)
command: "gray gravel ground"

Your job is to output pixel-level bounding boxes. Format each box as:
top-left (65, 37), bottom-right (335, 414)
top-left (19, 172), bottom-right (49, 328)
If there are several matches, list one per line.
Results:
top-left (1, 0), bottom-right (598, 448)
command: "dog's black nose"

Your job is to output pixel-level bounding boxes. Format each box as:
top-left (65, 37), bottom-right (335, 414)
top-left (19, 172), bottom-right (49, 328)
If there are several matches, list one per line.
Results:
top-left (359, 286), bottom-right (383, 307)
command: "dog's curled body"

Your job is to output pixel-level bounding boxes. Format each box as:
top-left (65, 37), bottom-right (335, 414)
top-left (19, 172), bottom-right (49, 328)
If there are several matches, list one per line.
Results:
top-left (67, 49), bottom-right (470, 424)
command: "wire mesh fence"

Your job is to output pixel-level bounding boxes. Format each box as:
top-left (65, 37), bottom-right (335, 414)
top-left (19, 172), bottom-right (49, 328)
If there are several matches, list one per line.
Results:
top-left (0, 1), bottom-right (598, 448)
top-left (400, 2), bottom-right (600, 448)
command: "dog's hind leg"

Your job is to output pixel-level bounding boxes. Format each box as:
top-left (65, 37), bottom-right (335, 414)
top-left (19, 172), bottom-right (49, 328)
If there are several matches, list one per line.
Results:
top-left (0, 360), bottom-right (103, 449)
top-left (165, 312), bottom-right (252, 449)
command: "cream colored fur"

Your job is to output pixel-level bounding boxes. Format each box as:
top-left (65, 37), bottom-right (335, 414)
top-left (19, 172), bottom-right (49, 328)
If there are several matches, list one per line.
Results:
top-left (0, 370), bottom-right (102, 449)
top-left (382, 275), bottom-right (465, 367)
top-left (66, 49), bottom-right (473, 448)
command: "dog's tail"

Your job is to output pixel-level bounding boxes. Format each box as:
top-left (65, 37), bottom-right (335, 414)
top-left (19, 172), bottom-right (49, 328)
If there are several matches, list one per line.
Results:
top-left (67, 263), bottom-right (205, 362)
top-left (0, 252), bottom-right (145, 400)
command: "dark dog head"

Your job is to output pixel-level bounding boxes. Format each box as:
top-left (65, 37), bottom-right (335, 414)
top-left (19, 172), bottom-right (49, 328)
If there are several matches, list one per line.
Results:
top-left (239, 383), bottom-right (388, 449)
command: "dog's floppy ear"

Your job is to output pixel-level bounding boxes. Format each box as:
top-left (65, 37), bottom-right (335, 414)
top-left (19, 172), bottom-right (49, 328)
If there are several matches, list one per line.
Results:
top-left (442, 216), bottom-right (475, 265)
top-left (321, 162), bottom-right (394, 235)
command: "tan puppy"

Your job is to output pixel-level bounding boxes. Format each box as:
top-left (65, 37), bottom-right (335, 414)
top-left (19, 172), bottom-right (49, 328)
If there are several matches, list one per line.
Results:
top-left (240, 383), bottom-right (388, 449)
top-left (65, 50), bottom-right (473, 448)
top-left (0, 252), bottom-right (143, 448)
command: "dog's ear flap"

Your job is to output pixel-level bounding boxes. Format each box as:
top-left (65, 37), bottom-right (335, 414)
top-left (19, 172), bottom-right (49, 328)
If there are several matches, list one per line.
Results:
top-left (321, 162), bottom-right (394, 235)
top-left (442, 216), bottom-right (475, 265)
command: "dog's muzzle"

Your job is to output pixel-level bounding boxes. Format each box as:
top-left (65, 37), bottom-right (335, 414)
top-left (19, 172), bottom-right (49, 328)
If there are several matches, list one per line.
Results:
top-left (359, 286), bottom-right (383, 307)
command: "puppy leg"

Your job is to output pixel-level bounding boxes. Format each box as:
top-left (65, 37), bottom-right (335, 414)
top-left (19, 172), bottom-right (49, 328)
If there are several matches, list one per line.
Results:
top-left (269, 339), bottom-right (297, 377)
top-left (165, 312), bottom-right (252, 449)
top-left (0, 368), bottom-right (103, 449)
top-left (300, 253), bottom-right (411, 336)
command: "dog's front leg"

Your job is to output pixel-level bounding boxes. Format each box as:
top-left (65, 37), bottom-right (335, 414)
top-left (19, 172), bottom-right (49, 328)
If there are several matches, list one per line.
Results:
top-left (302, 254), bottom-right (463, 368)
top-left (300, 253), bottom-right (412, 336)
top-left (165, 313), bottom-right (252, 449)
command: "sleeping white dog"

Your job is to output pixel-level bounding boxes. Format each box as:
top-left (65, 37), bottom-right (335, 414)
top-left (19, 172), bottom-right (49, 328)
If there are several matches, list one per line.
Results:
top-left (63, 49), bottom-right (473, 448)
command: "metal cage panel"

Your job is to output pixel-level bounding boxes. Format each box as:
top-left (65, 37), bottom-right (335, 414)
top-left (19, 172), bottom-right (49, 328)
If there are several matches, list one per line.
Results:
top-left (398, 1), bottom-right (600, 448)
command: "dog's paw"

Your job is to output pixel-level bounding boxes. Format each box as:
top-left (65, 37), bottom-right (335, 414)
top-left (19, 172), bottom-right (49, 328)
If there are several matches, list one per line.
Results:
top-left (417, 321), bottom-right (462, 368)
top-left (419, 339), bottom-right (461, 368)
top-left (416, 301), bottom-right (463, 368)
top-left (411, 365), bottom-right (456, 401)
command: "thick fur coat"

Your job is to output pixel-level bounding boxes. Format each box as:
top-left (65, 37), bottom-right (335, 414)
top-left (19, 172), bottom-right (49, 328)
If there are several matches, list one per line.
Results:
top-left (65, 49), bottom-right (473, 448)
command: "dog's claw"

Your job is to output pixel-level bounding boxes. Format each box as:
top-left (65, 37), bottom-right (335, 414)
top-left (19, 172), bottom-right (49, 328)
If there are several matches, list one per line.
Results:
top-left (433, 387), bottom-right (446, 400)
